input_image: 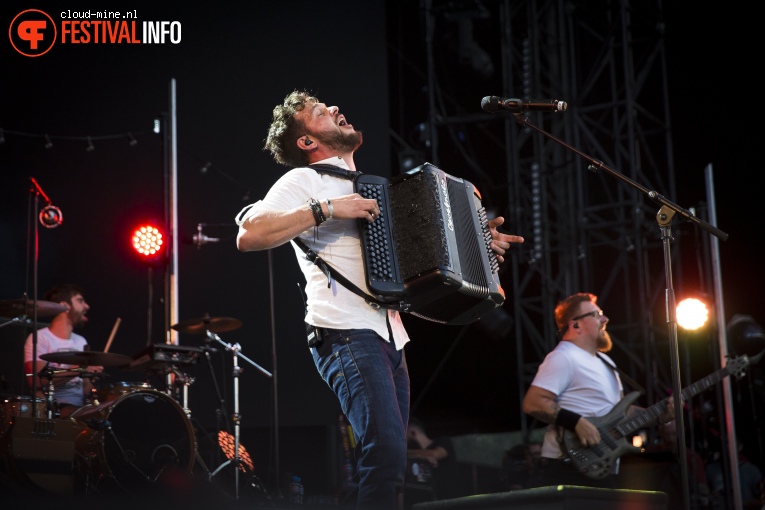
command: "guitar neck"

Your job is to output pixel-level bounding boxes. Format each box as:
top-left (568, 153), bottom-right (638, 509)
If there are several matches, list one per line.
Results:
top-left (616, 360), bottom-right (744, 436)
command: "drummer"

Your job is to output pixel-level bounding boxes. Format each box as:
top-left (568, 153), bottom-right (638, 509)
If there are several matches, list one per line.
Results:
top-left (23, 284), bottom-right (103, 418)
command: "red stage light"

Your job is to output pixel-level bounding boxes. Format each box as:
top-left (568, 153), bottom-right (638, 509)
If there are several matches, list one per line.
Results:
top-left (217, 430), bottom-right (255, 472)
top-left (131, 224), bottom-right (165, 261)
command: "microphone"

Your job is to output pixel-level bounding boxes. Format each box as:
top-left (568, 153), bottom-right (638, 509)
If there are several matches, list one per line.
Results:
top-left (481, 96), bottom-right (567, 113)
top-left (39, 204), bottom-right (63, 228)
top-left (193, 223), bottom-right (221, 249)
top-left (30, 177), bottom-right (63, 228)
top-left (192, 233), bottom-right (221, 248)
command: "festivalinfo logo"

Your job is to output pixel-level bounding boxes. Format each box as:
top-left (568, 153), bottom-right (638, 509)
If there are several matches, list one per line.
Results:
top-left (9, 9), bottom-right (181, 57)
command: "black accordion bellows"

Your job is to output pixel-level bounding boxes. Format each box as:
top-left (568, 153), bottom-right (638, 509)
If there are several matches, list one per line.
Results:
top-left (355, 163), bottom-right (504, 325)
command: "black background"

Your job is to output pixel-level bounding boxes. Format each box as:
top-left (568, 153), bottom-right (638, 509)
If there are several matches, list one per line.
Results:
top-left (2, 0), bottom-right (763, 496)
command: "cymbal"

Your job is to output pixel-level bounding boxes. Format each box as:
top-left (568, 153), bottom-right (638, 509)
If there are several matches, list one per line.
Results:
top-left (0, 298), bottom-right (67, 318)
top-left (171, 316), bottom-right (242, 334)
top-left (40, 351), bottom-right (132, 367)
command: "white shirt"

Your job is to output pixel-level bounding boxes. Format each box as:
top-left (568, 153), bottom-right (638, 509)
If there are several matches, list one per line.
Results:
top-left (235, 157), bottom-right (410, 350)
top-left (24, 327), bottom-right (89, 406)
top-left (530, 340), bottom-right (623, 464)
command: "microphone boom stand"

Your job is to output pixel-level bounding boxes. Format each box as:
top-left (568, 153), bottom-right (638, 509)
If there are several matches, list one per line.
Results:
top-left (206, 329), bottom-right (272, 501)
top-left (26, 177), bottom-right (55, 418)
top-left (510, 112), bottom-right (728, 510)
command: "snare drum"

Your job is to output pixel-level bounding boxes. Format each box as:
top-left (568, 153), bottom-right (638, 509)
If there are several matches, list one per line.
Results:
top-left (70, 389), bottom-right (195, 495)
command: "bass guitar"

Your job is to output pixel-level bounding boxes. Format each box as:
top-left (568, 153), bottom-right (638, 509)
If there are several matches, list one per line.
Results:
top-left (562, 353), bottom-right (756, 479)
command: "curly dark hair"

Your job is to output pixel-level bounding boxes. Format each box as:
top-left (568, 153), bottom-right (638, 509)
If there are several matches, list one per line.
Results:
top-left (44, 284), bottom-right (84, 305)
top-left (264, 89), bottom-right (318, 167)
top-left (554, 292), bottom-right (597, 334)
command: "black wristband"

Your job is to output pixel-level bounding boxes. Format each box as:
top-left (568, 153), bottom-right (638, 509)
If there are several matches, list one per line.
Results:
top-left (307, 198), bottom-right (326, 226)
top-left (555, 408), bottom-right (582, 431)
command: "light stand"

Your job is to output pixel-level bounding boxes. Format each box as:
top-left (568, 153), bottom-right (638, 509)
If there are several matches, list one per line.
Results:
top-left (147, 266), bottom-right (154, 347)
top-left (130, 223), bottom-right (166, 348)
top-left (205, 329), bottom-right (272, 500)
top-left (510, 112), bottom-right (729, 510)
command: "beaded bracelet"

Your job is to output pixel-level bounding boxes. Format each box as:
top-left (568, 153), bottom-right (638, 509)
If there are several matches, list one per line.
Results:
top-left (307, 198), bottom-right (326, 226)
top-left (326, 199), bottom-right (334, 219)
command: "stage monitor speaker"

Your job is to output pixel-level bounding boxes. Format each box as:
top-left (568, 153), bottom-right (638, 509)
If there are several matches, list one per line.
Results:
top-left (412, 485), bottom-right (668, 510)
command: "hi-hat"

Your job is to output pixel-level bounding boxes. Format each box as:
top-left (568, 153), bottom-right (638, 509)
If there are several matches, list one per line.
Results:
top-left (171, 316), bottom-right (242, 334)
top-left (0, 298), bottom-right (67, 318)
top-left (40, 351), bottom-right (132, 367)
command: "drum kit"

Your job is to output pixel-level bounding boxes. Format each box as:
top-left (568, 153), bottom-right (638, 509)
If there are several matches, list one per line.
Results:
top-left (0, 301), bottom-right (273, 504)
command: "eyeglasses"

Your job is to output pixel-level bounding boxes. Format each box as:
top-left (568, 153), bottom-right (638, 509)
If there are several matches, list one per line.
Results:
top-left (571, 309), bottom-right (604, 321)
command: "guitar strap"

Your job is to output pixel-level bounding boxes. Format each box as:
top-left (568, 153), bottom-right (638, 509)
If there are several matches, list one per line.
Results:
top-left (597, 353), bottom-right (645, 395)
top-left (554, 355), bottom-right (648, 464)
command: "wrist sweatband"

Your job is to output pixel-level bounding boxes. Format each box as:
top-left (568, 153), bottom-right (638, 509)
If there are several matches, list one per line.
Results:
top-left (556, 408), bottom-right (582, 431)
top-left (307, 198), bottom-right (326, 226)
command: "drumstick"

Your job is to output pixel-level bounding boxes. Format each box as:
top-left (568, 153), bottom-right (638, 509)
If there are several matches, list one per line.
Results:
top-left (103, 317), bottom-right (121, 353)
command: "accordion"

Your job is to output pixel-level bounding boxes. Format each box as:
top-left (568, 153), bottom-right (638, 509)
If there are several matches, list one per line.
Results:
top-left (354, 163), bottom-right (505, 325)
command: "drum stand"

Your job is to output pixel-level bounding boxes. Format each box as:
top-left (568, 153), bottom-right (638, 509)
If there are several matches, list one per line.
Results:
top-left (37, 365), bottom-right (58, 419)
top-left (167, 366), bottom-right (195, 418)
top-left (165, 365), bottom-right (216, 476)
top-left (204, 329), bottom-right (272, 500)
top-left (36, 365), bottom-right (91, 418)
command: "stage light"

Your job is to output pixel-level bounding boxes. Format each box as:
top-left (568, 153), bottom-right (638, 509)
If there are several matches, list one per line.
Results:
top-left (727, 314), bottom-right (765, 357)
top-left (397, 150), bottom-right (425, 173)
top-left (474, 306), bottom-right (514, 341)
top-left (131, 223), bottom-right (165, 263)
top-left (217, 430), bottom-right (254, 472)
top-left (677, 297), bottom-right (709, 331)
top-left (442, 4), bottom-right (495, 79)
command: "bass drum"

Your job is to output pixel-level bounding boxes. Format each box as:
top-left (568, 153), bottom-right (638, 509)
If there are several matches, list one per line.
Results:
top-left (70, 389), bottom-right (195, 495)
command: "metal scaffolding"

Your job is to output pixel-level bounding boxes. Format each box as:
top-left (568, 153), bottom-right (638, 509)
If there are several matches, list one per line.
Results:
top-left (408, 0), bottom-right (680, 435)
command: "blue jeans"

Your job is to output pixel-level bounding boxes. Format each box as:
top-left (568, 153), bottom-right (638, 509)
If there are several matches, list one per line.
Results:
top-left (311, 328), bottom-right (409, 510)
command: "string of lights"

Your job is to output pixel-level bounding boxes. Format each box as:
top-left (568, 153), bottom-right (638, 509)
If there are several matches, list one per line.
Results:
top-left (2, 126), bottom-right (252, 199)
top-left (0, 128), bottom-right (149, 150)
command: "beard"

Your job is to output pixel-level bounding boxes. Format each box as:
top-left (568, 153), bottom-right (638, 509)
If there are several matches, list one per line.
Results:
top-left (597, 329), bottom-right (613, 353)
top-left (69, 309), bottom-right (88, 329)
top-left (317, 129), bottom-right (363, 153)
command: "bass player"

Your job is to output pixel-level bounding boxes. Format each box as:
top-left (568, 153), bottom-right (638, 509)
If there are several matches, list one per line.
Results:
top-left (522, 292), bottom-right (675, 488)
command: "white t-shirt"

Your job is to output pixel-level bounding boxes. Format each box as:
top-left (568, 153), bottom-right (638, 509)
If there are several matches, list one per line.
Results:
top-left (235, 158), bottom-right (410, 350)
top-left (530, 340), bottom-right (623, 466)
top-left (24, 327), bottom-right (89, 406)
